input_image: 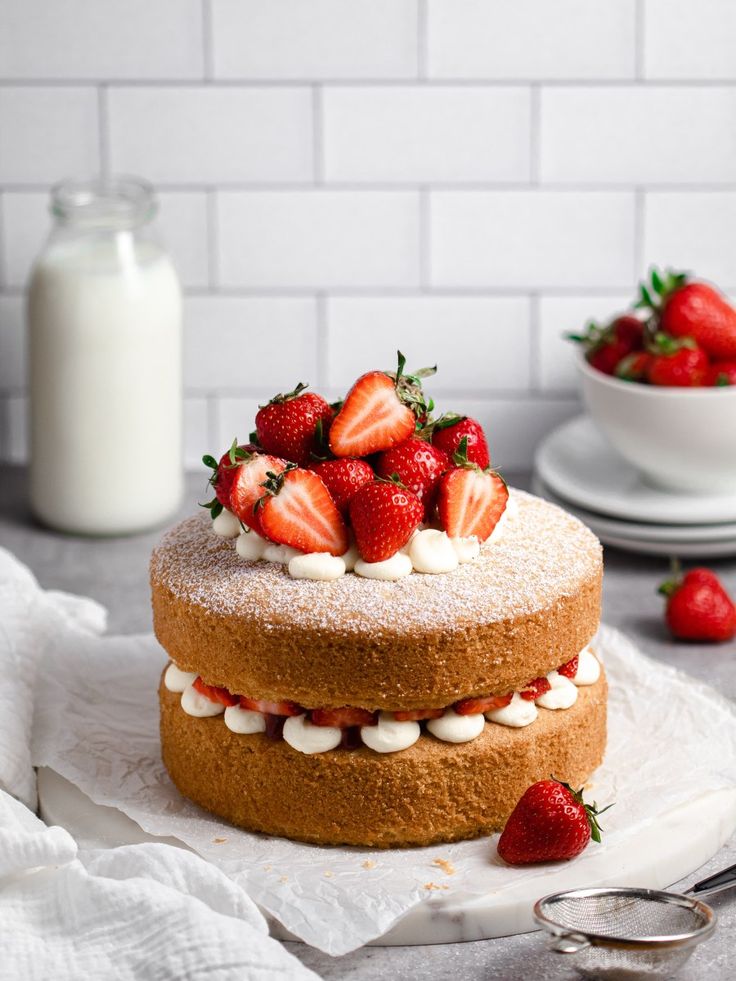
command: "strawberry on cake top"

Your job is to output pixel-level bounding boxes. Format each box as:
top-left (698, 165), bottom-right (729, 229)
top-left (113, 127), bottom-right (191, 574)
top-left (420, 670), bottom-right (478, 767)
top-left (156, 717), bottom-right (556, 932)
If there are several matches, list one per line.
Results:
top-left (201, 352), bottom-right (509, 582)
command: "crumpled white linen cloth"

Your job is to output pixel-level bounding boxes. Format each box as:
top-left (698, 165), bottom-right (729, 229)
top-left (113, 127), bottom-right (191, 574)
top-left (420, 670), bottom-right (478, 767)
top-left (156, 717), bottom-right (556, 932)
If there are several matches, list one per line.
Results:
top-left (0, 549), bottom-right (318, 981)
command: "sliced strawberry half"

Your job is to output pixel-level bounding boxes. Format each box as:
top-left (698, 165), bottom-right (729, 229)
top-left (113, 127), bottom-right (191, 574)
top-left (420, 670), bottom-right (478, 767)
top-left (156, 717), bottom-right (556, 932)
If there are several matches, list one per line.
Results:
top-left (310, 706), bottom-right (377, 727)
top-left (519, 677), bottom-right (552, 701)
top-left (257, 466), bottom-right (349, 556)
top-left (454, 692), bottom-right (512, 715)
top-left (557, 656), bottom-right (579, 679)
top-left (193, 677), bottom-right (239, 706)
top-left (230, 452), bottom-right (287, 534)
top-left (392, 707), bottom-right (445, 721)
top-left (240, 696), bottom-right (303, 716)
top-left (437, 438), bottom-right (509, 542)
top-left (329, 352), bottom-right (435, 458)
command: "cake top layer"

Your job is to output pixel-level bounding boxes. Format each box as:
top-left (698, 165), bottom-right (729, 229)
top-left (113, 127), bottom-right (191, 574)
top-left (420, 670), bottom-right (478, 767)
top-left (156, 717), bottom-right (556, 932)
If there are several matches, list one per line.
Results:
top-left (151, 489), bottom-right (601, 637)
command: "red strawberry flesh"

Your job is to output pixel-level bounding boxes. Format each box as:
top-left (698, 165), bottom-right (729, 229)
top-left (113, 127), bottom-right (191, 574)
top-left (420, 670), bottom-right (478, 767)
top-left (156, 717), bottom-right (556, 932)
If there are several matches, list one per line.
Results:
top-left (329, 371), bottom-right (415, 457)
top-left (193, 677), bottom-right (239, 706)
top-left (258, 467), bottom-right (349, 556)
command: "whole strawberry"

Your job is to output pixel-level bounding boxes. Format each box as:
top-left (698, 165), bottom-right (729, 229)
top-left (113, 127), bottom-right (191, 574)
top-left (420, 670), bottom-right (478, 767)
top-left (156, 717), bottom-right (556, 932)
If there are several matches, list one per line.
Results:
top-left (310, 457), bottom-right (374, 514)
top-left (255, 383), bottom-right (333, 466)
top-left (637, 267), bottom-right (736, 360)
top-left (430, 415), bottom-right (490, 470)
top-left (705, 360), bottom-right (736, 386)
top-left (349, 477), bottom-right (424, 562)
top-left (569, 315), bottom-right (644, 376)
top-left (375, 436), bottom-right (450, 519)
top-left (659, 565), bottom-right (736, 642)
top-left (646, 334), bottom-right (708, 387)
top-left (201, 441), bottom-right (260, 518)
top-left (497, 779), bottom-right (609, 865)
top-left (614, 350), bottom-right (652, 382)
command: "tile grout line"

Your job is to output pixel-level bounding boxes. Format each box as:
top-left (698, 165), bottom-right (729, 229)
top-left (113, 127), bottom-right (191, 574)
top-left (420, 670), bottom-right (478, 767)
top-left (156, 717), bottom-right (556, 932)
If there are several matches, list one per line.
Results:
top-left (0, 193), bottom-right (6, 290)
top-left (312, 85), bottom-right (324, 183)
top-left (6, 78), bottom-right (736, 87)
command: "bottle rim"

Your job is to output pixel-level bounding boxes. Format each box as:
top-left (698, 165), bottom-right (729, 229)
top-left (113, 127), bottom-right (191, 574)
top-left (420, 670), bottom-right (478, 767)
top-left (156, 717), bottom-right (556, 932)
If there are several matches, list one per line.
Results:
top-left (50, 176), bottom-right (157, 228)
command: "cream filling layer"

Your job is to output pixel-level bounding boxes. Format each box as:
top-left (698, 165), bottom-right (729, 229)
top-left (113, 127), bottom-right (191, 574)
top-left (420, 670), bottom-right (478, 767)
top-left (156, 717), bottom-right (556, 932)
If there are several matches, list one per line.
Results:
top-left (173, 645), bottom-right (601, 755)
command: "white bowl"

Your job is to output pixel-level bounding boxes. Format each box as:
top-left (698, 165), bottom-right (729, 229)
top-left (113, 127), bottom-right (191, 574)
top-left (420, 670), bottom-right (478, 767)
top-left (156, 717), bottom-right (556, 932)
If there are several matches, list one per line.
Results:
top-left (577, 354), bottom-right (736, 493)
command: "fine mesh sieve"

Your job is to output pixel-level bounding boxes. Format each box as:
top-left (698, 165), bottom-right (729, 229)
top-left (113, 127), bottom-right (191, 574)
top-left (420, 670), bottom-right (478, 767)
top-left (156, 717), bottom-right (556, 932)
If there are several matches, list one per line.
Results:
top-left (534, 861), bottom-right (736, 980)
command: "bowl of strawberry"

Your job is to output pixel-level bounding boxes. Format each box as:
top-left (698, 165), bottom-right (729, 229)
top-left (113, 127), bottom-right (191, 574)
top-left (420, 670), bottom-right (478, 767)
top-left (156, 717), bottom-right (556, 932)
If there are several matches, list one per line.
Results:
top-left (570, 268), bottom-right (736, 493)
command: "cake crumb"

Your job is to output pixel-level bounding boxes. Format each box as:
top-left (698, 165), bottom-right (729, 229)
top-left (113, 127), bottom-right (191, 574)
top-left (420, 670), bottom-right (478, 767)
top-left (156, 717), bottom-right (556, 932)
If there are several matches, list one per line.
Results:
top-left (432, 858), bottom-right (455, 876)
top-left (279, 876), bottom-right (288, 884)
top-left (212, 837), bottom-right (227, 844)
top-left (362, 860), bottom-right (377, 870)
top-left (423, 881), bottom-right (449, 891)
top-left (323, 871), bottom-right (333, 878)
top-left (263, 864), bottom-right (272, 872)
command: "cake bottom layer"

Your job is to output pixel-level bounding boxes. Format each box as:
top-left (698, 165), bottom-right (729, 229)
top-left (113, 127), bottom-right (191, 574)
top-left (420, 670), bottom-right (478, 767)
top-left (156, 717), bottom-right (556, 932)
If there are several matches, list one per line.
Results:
top-left (159, 671), bottom-right (607, 848)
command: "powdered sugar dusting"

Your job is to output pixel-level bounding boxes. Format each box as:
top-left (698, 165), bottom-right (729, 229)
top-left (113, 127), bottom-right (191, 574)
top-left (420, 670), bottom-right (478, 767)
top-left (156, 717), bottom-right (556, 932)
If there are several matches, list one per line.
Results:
top-left (151, 490), bottom-right (601, 635)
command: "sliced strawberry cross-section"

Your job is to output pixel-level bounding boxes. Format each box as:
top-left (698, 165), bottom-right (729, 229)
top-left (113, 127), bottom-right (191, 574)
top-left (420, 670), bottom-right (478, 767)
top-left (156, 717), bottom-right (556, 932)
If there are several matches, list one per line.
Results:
top-left (329, 352), bottom-right (435, 458)
top-left (257, 466), bottom-right (349, 556)
top-left (310, 706), bottom-right (377, 727)
top-left (230, 452), bottom-right (287, 534)
top-left (193, 677), bottom-right (239, 706)
top-left (557, 656), bottom-right (579, 679)
top-left (392, 707), bottom-right (445, 721)
top-left (437, 461), bottom-right (508, 542)
top-left (240, 696), bottom-right (303, 716)
top-left (519, 677), bottom-right (552, 701)
top-left (454, 692), bottom-right (513, 715)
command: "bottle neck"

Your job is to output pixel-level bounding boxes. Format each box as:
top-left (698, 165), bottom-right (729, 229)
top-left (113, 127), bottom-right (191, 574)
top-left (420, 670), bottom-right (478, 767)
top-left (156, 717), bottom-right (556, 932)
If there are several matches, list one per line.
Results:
top-left (51, 176), bottom-right (156, 232)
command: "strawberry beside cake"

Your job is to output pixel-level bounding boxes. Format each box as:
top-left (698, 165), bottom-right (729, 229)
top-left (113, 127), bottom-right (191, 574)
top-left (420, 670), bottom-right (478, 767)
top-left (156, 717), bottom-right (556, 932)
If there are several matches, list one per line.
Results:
top-left (152, 354), bottom-right (606, 847)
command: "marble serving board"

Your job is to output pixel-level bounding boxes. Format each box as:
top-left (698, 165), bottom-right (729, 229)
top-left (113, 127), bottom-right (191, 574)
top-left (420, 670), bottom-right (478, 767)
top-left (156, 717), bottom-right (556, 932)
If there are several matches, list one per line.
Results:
top-left (38, 768), bottom-right (736, 946)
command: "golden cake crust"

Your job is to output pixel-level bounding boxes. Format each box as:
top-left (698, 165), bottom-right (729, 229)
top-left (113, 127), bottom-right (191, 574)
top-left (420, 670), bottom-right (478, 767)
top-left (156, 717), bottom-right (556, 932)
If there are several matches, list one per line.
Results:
top-left (159, 669), bottom-right (607, 848)
top-left (150, 491), bottom-right (603, 710)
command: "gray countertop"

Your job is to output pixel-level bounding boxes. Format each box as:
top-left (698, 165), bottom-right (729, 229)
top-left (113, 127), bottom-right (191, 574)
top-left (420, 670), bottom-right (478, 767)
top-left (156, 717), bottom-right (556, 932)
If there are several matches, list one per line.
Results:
top-left (3, 465), bottom-right (736, 979)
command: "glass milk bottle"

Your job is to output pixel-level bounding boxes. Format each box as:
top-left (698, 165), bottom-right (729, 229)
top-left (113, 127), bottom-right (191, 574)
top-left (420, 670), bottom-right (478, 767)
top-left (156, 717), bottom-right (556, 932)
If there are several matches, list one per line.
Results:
top-left (28, 177), bottom-right (183, 535)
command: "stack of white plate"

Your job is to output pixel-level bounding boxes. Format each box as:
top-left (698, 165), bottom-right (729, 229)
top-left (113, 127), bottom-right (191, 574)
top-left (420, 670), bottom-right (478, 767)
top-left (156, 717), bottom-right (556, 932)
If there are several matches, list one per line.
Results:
top-left (533, 415), bottom-right (736, 558)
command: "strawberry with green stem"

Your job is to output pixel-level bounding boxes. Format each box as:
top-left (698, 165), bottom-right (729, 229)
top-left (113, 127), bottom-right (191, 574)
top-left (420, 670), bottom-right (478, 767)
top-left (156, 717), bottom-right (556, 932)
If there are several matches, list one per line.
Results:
top-left (329, 351), bottom-right (436, 458)
top-left (498, 778), bottom-right (612, 865)
top-left (436, 437), bottom-right (508, 542)
top-left (659, 560), bottom-right (736, 642)
top-left (201, 439), bottom-right (257, 519)
top-left (254, 383), bottom-right (334, 466)
top-left (348, 475), bottom-right (424, 563)
top-left (568, 315), bottom-right (645, 376)
top-left (637, 266), bottom-right (736, 360)
top-left (646, 333), bottom-right (708, 387)
top-left (257, 464), bottom-right (349, 556)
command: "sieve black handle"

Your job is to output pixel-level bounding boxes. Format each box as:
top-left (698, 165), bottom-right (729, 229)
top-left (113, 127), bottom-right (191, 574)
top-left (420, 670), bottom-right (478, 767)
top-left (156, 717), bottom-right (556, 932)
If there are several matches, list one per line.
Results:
top-left (687, 862), bottom-right (736, 898)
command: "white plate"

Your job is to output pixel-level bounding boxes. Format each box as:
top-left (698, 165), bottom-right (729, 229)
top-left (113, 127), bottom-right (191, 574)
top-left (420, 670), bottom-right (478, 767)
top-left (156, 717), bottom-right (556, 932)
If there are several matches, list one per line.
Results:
top-left (532, 476), bottom-right (736, 558)
top-left (535, 415), bottom-right (736, 526)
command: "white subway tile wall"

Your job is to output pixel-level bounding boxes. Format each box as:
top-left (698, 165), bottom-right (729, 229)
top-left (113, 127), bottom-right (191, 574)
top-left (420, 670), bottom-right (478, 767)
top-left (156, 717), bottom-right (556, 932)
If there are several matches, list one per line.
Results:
top-left (0, 0), bottom-right (731, 468)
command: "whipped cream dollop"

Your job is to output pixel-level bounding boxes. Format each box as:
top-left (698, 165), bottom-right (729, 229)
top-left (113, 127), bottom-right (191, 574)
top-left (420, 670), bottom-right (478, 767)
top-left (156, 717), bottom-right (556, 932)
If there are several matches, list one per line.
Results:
top-left (212, 508), bottom-right (241, 539)
top-left (360, 712), bottom-right (420, 753)
top-left (451, 536), bottom-right (480, 563)
top-left (354, 552), bottom-right (413, 581)
top-left (573, 646), bottom-right (601, 686)
top-left (536, 670), bottom-right (579, 710)
top-left (164, 663), bottom-right (197, 693)
top-left (340, 542), bottom-right (360, 572)
top-left (426, 708), bottom-right (484, 743)
top-left (181, 682), bottom-right (225, 718)
top-left (283, 714), bottom-right (342, 754)
top-left (262, 542), bottom-right (301, 564)
top-left (223, 705), bottom-right (266, 734)
top-left (485, 691), bottom-right (538, 728)
top-left (409, 529), bottom-right (459, 575)
top-left (288, 552), bottom-right (346, 581)
top-left (236, 529), bottom-right (267, 561)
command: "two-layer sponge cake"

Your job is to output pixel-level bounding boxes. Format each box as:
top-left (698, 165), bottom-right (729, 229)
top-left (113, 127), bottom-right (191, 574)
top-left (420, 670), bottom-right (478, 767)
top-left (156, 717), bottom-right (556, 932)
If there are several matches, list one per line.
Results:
top-left (153, 489), bottom-right (605, 848)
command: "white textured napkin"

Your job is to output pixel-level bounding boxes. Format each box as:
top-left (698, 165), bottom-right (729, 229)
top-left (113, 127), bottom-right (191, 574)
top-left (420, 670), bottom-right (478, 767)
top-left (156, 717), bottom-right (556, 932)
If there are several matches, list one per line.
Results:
top-left (0, 549), bottom-right (317, 981)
